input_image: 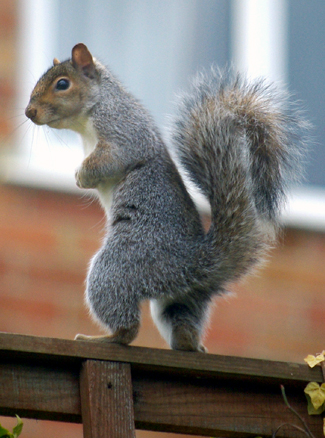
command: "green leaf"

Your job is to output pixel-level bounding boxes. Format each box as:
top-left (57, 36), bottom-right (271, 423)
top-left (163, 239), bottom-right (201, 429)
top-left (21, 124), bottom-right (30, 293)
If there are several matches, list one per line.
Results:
top-left (0, 423), bottom-right (12, 438)
top-left (12, 416), bottom-right (23, 438)
top-left (0, 416), bottom-right (23, 438)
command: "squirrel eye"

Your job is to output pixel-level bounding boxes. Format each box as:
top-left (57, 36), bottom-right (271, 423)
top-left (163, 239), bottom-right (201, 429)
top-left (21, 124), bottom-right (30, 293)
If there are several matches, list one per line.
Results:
top-left (55, 78), bottom-right (70, 91)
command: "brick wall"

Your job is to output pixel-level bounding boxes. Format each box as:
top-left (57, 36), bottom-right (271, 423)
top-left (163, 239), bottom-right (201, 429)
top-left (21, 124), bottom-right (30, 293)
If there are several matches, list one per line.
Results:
top-left (0, 183), bottom-right (324, 438)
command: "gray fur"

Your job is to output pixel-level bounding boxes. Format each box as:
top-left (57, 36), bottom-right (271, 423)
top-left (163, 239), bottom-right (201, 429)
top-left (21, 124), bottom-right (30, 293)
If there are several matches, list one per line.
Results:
top-left (85, 66), bottom-right (307, 351)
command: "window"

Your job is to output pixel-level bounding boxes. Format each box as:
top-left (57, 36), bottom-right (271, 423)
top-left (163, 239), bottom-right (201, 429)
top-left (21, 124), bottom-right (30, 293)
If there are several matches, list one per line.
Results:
top-left (231, 0), bottom-right (325, 231)
top-left (6, 0), bottom-right (229, 192)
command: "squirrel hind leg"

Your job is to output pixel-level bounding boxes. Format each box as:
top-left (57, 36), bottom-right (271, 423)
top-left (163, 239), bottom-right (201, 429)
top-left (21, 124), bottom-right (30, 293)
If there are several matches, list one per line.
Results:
top-left (150, 296), bottom-right (210, 352)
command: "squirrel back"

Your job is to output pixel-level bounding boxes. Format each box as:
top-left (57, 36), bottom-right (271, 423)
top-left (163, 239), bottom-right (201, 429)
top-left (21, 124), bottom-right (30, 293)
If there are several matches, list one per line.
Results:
top-left (25, 44), bottom-right (307, 351)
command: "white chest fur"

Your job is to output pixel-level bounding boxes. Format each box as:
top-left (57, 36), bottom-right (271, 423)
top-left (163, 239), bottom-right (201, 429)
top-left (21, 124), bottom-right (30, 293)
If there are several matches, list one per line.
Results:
top-left (78, 119), bottom-right (115, 214)
top-left (79, 118), bottom-right (98, 156)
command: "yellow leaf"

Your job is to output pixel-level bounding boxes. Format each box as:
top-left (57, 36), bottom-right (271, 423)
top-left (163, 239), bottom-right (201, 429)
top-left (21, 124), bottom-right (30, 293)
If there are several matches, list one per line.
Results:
top-left (304, 382), bottom-right (325, 410)
top-left (304, 351), bottom-right (325, 368)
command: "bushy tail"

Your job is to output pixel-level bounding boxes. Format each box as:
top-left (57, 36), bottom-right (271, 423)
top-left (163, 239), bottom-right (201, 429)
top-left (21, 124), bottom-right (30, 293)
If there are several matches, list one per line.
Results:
top-left (171, 69), bottom-right (308, 285)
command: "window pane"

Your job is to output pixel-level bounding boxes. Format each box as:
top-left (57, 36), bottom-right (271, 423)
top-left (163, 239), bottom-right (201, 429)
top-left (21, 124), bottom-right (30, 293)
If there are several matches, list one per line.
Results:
top-left (288, 1), bottom-right (325, 187)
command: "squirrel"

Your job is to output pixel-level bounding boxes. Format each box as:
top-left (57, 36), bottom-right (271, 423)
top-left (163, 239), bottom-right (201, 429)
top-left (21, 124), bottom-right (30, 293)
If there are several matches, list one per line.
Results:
top-left (25, 43), bottom-right (306, 352)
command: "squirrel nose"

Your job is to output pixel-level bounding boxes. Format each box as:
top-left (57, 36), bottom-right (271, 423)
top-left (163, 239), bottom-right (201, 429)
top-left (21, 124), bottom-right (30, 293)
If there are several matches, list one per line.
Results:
top-left (25, 106), bottom-right (37, 120)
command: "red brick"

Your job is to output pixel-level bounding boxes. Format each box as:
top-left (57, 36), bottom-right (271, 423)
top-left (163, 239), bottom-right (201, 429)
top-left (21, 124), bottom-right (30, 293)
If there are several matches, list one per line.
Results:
top-left (305, 298), bottom-right (325, 332)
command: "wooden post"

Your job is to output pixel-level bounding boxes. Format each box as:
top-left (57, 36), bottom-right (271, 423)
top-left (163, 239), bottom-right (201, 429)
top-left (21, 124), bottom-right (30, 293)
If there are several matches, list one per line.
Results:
top-left (80, 360), bottom-right (136, 438)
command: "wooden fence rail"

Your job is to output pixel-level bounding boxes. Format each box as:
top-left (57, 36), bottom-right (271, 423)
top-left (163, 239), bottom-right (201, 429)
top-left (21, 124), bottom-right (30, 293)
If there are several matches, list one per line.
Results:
top-left (0, 332), bottom-right (323, 437)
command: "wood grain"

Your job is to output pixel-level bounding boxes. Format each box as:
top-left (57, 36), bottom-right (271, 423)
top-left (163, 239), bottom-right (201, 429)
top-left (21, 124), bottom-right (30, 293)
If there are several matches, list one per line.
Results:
top-left (80, 360), bottom-right (135, 438)
top-left (133, 370), bottom-right (322, 437)
top-left (0, 332), bottom-right (322, 383)
top-left (0, 362), bottom-right (80, 422)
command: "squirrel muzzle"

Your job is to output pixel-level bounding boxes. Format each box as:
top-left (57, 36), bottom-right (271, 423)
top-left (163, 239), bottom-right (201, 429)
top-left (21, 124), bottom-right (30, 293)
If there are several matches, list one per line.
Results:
top-left (25, 105), bottom-right (38, 122)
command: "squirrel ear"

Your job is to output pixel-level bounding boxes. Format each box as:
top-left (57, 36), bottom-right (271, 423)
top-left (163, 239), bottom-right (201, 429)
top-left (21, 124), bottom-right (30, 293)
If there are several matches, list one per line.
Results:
top-left (71, 43), bottom-right (96, 79)
top-left (53, 58), bottom-right (60, 66)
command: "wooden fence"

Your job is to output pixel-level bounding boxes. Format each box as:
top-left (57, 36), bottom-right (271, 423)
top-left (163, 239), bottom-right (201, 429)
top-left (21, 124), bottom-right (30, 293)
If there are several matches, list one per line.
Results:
top-left (0, 332), bottom-right (323, 437)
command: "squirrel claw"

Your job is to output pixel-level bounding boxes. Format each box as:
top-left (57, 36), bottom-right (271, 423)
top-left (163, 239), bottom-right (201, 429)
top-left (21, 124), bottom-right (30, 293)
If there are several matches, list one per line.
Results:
top-left (74, 333), bottom-right (92, 340)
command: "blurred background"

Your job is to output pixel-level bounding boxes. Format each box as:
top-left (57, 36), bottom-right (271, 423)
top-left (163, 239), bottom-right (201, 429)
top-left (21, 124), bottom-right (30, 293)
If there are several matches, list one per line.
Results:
top-left (0, 1), bottom-right (324, 437)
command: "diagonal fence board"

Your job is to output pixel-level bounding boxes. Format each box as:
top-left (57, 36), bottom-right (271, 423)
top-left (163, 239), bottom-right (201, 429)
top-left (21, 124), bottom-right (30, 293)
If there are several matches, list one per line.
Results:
top-left (0, 333), bottom-right (323, 437)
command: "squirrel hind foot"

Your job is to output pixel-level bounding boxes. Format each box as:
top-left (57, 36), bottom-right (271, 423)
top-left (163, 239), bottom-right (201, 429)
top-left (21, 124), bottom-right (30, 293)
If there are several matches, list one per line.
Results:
top-left (74, 324), bottom-right (139, 345)
top-left (170, 325), bottom-right (207, 353)
top-left (150, 298), bottom-right (209, 352)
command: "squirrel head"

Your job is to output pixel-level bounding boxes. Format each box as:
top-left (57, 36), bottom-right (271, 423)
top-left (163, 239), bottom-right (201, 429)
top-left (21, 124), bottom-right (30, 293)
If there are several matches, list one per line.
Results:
top-left (25, 43), bottom-right (101, 131)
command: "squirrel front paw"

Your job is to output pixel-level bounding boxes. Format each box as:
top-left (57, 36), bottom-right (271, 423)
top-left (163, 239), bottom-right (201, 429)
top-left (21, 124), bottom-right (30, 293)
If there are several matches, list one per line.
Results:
top-left (75, 167), bottom-right (100, 189)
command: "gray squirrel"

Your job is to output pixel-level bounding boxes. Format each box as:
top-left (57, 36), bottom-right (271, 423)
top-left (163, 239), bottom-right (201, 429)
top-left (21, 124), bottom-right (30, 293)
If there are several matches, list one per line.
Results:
top-left (25, 43), bottom-right (306, 352)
